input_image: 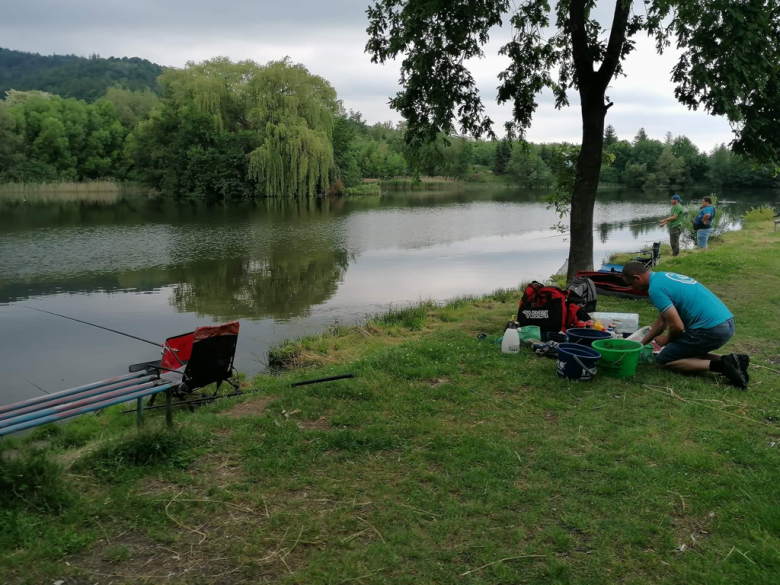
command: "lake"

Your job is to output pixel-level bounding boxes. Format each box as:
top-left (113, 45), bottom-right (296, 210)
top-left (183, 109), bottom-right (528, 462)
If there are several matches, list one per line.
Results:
top-left (1, 187), bottom-right (775, 405)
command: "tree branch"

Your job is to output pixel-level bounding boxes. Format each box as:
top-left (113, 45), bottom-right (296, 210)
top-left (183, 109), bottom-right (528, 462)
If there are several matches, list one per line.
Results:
top-left (597, 0), bottom-right (632, 86)
top-left (569, 0), bottom-right (594, 85)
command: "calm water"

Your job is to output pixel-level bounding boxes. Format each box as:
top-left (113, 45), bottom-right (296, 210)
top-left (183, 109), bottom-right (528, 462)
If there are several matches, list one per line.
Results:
top-left (1, 187), bottom-right (775, 405)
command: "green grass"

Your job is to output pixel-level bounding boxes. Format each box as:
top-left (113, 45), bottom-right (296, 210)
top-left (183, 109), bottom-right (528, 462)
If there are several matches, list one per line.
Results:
top-left (343, 184), bottom-right (383, 196)
top-left (2, 224), bottom-right (780, 584)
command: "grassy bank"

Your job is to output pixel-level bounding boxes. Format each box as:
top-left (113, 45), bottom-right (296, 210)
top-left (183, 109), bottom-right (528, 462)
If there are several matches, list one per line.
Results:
top-left (0, 181), bottom-right (140, 204)
top-left (343, 184), bottom-right (383, 197)
top-left (2, 223), bottom-right (780, 584)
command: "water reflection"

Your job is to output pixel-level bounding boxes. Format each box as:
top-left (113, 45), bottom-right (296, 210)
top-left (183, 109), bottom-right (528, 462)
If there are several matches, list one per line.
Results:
top-left (169, 249), bottom-right (351, 321)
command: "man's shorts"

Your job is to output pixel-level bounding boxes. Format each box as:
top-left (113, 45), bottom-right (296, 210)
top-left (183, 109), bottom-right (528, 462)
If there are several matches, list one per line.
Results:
top-left (656, 318), bottom-right (734, 365)
top-left (697, 227), bottom-right (715, 248)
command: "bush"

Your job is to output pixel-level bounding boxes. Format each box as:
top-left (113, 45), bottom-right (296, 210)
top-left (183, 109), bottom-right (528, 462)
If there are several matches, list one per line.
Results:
top-left (742, 205), bottom-right (777, 223)
top-left (0, 449), bottom-right (73, 512)
top-left (77, 429), bottom-right (202, 478)
top-left (343, 183), bottom-right (382, 196)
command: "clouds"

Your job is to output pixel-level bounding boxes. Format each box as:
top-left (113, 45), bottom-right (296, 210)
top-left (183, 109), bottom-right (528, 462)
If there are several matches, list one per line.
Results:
top-left (2, 0), bottom-right (733, 151)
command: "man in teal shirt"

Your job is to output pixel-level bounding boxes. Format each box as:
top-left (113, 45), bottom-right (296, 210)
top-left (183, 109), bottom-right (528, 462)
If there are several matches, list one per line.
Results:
top-left (694, 196), bottom-right (716, 250)
top-left (659, 195), bottom-right (685, 256)
top-left (622, 262), bottom-right (749, 389)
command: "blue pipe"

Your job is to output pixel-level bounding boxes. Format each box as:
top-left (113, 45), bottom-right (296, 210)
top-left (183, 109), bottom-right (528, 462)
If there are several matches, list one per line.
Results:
top-left (0, 375), bottom-right (157, 424)
top-left (0, 384), bottom-right (176, 437)
top-left (0, 371), bottom-right (149, 417)
top-left (0, 382), bottom-right (157, 429)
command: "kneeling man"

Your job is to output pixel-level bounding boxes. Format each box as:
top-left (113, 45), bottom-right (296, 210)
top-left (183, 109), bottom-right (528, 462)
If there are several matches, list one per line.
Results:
top-left (622, 262), bottom-right (748, 389)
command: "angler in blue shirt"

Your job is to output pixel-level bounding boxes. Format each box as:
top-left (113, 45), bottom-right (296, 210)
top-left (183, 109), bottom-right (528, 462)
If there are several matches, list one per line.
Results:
top-left (693, 196), bottom-right (716, 250)
top-left (622, 262), bottom-right (748, 389)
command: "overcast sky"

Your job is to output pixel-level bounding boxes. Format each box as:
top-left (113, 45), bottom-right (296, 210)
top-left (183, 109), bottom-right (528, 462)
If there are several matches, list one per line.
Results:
top-left (3, 0), bottom-right (734, 151)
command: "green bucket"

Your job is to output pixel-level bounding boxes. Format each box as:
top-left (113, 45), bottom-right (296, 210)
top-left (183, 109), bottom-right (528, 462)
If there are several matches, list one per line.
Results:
top-left (591, 339), bottom-right (643, 378)
top-left (519, 326), bottom-right (542, 343)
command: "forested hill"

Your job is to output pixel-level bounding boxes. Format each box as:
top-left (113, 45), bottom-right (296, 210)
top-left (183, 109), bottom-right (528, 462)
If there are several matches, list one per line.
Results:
top-left (0, 48), bottom-right (163, 102)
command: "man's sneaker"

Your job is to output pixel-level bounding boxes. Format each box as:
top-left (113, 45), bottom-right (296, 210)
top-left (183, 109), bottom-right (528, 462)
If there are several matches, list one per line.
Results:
top-left (721, 355), bottom-right (748, 390)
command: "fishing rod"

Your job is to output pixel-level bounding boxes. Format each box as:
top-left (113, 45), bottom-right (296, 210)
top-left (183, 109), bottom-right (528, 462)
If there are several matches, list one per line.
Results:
top-left (17, 305), bottom-right (163, 348)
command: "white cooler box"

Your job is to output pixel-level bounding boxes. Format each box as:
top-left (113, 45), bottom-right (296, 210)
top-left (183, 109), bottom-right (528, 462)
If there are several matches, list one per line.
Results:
top-left (589, 312), bottom-right (639, 335)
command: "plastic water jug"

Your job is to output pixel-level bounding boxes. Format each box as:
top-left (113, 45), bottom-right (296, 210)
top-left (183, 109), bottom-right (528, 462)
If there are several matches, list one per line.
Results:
top-left (502, 324), bottom-right (520, 354)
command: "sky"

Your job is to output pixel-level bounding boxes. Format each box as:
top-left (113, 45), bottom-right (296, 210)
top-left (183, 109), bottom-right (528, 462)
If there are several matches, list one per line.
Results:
top-left (2, 0), bottom-right (734, 151)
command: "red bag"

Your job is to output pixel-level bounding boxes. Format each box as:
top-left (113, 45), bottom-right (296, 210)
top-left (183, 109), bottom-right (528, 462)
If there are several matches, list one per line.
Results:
top-left (516, 282), bottom-right (591, 334)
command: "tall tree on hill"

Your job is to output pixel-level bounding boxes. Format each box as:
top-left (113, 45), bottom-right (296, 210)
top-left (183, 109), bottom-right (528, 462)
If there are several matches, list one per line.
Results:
top-left (366, 0), bottom-right (780, 279)
top-left (493, 138), bottom-right (512, 174)
top-left (603, 125), bottom-right (618, 147)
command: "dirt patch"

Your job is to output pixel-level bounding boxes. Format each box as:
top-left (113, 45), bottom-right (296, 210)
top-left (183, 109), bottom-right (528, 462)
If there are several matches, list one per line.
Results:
top-left (193, 452), bottom-right (245, 484)
top-left (298, 418), bottom-right (332, 431)
top-left (671, 510), bottom-right (714, 554)
top-left (55, 441), bottom-right (106, 469)
top-left (221, 396), bottom-right (276, 419)
top-left (63, 529), bottom-right (250, 585)
top-left (544, 411), bottom-right (559, 424)
top-left (428, 377), bottom-right (451, 387)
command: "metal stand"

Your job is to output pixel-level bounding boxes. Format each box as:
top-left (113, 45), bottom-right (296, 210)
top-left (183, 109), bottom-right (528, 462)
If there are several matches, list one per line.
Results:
top-left (136, 397), bottom-right (144, 430)
top-left (165, 388), bottom-right (173, 430)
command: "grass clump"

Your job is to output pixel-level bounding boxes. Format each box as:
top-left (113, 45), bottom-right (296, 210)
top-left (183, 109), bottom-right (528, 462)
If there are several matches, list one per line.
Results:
top-left (742, 205), bottom-right (777, 222)
top-left (76, 429), bottom-right (204, 478)
top-left (372, 302), bottom-right (435, 331)
top-left (104, 544), bottom-right (131, 563)
top-left (0, 449), bottom-right (73, 513)
top-left (343, 183), bottom-right (382, 196)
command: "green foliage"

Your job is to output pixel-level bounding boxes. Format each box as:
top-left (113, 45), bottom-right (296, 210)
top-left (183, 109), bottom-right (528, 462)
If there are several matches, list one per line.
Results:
top-left (0, 93), bottom-right (127, 182)
top-left (103, 87), bottom-right (160, 129)
top-left (332, 114), bottom-right (363, 188)
top-left (343, 183), bottom-right (382, 196)
top-left (132, 57), bottom-right (337, 198)
top-left (742, 205), bottom-right (777, 223)
top-left (507, 143), bottom-right (553, 187)
top-left (0, 449), bottom-right (73, 512)
top-left (542, 143), bottom-right (579, 218)
top-left (0, 47), bottom-right (162, 102)
top-left (493, 138), bottom-right (512, 174)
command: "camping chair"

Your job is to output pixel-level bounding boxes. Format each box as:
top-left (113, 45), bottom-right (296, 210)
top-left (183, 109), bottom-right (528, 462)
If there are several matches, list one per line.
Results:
top-left (633, 242), bottom-right (661, 268)
top-left (130, 322), bottom-right (241, 406)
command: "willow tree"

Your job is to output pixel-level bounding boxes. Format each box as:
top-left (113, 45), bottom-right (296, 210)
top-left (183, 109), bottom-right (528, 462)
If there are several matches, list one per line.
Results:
top-left (157, 57), bottom-right (339, 198)
top-left (367, 0), bottom-right (780, 279)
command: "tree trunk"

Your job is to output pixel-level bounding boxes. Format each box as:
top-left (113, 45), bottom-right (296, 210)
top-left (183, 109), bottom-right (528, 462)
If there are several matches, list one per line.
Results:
top-left (566, 92), bottom-right (607, 282)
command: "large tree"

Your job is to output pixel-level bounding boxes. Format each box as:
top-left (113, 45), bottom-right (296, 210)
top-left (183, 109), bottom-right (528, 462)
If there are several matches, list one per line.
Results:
top-left (367, 0), bottom-right (780, 279)
top-left (133, 58), bottom-right (339, 198)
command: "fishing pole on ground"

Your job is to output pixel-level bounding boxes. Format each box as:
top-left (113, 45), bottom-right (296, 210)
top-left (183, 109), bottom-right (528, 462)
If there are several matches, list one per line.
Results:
top-left (291, 373), bottom-right (355, 387)
top-left (119, 374), bottom-right (358, 414)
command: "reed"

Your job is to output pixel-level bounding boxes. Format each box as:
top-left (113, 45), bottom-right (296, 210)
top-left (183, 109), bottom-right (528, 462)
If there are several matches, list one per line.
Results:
top-left (0, 181), bottom-right (140, 203)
